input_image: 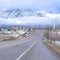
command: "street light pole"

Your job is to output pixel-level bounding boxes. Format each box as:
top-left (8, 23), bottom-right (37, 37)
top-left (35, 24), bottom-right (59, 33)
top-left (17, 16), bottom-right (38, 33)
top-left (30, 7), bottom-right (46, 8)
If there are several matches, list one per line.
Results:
top-left (53, 19), bottom-right (56, 30)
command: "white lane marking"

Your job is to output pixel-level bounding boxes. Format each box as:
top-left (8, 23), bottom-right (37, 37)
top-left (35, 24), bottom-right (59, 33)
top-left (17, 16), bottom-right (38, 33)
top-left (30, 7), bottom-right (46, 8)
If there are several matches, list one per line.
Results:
top-left (16, 40), bottom-right (38, 60)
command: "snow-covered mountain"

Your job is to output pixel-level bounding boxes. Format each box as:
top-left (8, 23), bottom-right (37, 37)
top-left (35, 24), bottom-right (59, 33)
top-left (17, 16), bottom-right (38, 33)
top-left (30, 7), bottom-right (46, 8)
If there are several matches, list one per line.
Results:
top-left (0, 9), bottom-right (49, 18)
top-left (0, 9), bottom-right (59, 29)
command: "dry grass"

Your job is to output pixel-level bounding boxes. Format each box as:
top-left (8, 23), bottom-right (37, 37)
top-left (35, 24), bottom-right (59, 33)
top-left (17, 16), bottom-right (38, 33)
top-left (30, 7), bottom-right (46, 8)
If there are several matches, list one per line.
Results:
top-left (31, 29), bottom-right (35, 34)
top-left (43, 40), bottom-right (60, 55)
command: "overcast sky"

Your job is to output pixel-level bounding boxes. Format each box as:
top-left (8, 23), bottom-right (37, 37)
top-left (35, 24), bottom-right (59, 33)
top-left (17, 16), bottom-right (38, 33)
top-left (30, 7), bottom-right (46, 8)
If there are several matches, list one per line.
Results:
top-left (0, 0), bottom-right (60, 13)
top-left (0, 0), bottom-right (60, 26)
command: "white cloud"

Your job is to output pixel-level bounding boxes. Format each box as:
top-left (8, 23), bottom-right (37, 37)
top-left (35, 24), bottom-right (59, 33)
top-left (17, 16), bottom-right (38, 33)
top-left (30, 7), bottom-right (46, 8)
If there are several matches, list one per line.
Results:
top-left (0, 12), bottom-right (60, 26)
top-left (45, 14), bottom-right (57, 18)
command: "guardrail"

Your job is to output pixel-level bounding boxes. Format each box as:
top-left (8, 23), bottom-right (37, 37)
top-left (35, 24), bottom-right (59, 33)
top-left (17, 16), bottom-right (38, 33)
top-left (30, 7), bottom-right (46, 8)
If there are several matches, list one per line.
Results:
top-left (16, 40), bottom-right (38, 60)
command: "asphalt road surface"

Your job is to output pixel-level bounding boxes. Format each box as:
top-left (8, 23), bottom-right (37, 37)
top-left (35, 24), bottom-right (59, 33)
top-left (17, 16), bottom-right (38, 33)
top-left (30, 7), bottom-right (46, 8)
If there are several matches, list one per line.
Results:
top-left (0, 30), bottom-right (60, 60)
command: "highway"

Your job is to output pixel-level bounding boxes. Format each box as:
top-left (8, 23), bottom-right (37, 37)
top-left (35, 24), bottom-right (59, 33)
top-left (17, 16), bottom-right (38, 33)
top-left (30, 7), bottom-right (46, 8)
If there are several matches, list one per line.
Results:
top-left (0, 30), bottom-right (60, 60)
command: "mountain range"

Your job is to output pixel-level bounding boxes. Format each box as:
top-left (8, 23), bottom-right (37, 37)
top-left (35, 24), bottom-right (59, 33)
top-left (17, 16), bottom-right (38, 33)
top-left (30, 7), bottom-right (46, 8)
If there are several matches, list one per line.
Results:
top-left (0, 9), bottom-right (49, 18)
top-left (0, 9), bottom-right (59, 29)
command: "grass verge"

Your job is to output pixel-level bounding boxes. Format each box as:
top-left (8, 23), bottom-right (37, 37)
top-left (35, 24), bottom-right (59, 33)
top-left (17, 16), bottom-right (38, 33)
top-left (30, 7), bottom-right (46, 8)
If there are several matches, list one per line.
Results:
top-left (43, 40), bottom-right (60, 55)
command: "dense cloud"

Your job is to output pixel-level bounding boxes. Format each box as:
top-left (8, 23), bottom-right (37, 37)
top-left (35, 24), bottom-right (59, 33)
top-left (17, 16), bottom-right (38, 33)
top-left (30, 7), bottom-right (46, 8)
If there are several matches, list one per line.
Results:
top-left (0, 12), bottom-right (60, 25)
